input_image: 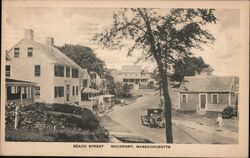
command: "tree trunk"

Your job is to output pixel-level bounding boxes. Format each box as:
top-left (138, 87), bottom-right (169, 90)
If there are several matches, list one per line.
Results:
top-left (137, 8), bottom-right (173, 143)
top-left (159, 82), bottom-right (163, 107)
top-left (158, 64), bottom-right (173, 143)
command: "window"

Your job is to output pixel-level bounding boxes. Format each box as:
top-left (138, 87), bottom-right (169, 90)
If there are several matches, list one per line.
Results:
top-left (72, 68), bottom-right (79, 78)
top-left (35, 86), bottom-right (40, 96)
top-left (82, 79), bottom-right (88, 88)
top-left (66, 67), bottom-right (70, 78)
top-left (54, 86), bottom-right (64, 98)
top-left (14, 48), bottom-right (20, 57)
top-left (211, 94), bottom-right (219, 104)
top-left (181, 94), bottom-right (188, 103)
top-left (7, 86), bottom-right (21, 100)
top-left (81, 93), bottom-right (89, 101)
top-left (72, 86), bottom-right (75, 96)
top-left (76, 86), bottom-right (78, 96)
top-left (34, 65), bottom-right (40, 76)
top-left (6, 65), bottom-right (10, 77)
top-left (54, 65), bottom-right (64, 77)
top-left (27, 47), bottom-right (33, 57)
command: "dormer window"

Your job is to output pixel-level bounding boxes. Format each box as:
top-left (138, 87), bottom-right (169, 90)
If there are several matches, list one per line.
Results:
top-left (14, 48), bottom-right (20, 57)
top-left (27, 47), bottom-right (33, 57)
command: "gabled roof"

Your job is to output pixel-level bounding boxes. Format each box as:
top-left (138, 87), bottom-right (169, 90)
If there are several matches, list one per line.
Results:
top-left (9, 39), bottom-right (81, 69)
top-left (81, 87), bottom-right (100, 94)
top-left (178, 76), bottom-right (238, 93)
top-left (122, 65), bottom-right (142, 73)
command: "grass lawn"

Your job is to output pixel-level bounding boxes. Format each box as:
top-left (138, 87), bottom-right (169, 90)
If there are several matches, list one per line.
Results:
top-left (172, 110), bottom-right (239, 131)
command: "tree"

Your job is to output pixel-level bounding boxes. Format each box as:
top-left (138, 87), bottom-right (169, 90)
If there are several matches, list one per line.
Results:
top-left (57, 44), bottom-right (117, 93)
top-left (102, 70), bottom-right (117, 94)
top-left (170, 56), bottom-right (209, 86)
top-left (56, 44), bottom-right (106, 76)
top-left (122, 83), bottom-right (134, 97)
top-left (94, 8), bottom-right (217, 143)
top-left (113, 82), bottom-right (133, 98)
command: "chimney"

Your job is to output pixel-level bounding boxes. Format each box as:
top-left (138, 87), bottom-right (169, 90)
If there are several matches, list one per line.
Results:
top-left (46, 37), bottom-right (54, 46)
top-left (24, 29), bottom-right (34, 40)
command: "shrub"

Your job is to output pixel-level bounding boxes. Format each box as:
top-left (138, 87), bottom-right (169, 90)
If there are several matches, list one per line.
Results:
top-left (222, 106), bottom-right (237, 119)
top-left (52, 103), bottom-right (82, 115)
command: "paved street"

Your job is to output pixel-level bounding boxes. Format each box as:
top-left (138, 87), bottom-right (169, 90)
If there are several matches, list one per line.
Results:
top-left (99, 90), bottom-right (238, 144)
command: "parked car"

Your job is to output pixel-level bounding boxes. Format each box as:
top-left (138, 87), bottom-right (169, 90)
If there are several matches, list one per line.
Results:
top-left (141, 108), bottom-right (165, 128)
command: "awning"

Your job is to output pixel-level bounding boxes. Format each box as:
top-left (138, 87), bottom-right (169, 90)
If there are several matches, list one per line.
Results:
top-left (6, 78), bottom-right (37, 86)
top-left (81, 87), bottom-right (100, 94)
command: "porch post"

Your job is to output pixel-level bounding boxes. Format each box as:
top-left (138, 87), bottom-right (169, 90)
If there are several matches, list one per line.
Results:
top-left (31, 86), bottom-right (34, 99)
top-left (20, 86), bottom-right (23, 105)
top-left (228, 93), bottom-right (231, 105)
top-left (6, 86), bottom-right (8, 103)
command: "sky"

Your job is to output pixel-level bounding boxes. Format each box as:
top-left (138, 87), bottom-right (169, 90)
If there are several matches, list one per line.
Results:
top-left (3, 7), bottom-right (240, 76)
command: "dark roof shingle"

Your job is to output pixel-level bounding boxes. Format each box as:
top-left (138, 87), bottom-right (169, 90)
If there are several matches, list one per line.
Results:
top-left (178, 76), bottom-right (238, 92)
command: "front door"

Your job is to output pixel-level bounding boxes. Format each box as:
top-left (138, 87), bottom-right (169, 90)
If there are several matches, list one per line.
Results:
top-left (200, 94), bottom-right (206, 109)
top-left (66, 85), bottom-right (70, 102)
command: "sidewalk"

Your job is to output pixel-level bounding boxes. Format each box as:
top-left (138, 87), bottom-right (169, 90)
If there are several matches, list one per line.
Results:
top-left (172, 117), bottom-right (238, 136)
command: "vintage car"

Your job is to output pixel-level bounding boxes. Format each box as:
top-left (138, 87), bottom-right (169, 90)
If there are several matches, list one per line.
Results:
top-left (141, 108), bottom-right (165, 128)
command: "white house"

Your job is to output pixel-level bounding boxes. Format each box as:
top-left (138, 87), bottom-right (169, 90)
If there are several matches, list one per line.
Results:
top-left (114, 65), bottom-right (151, 89)
top-left (5, 29), bottom-right (85, 104)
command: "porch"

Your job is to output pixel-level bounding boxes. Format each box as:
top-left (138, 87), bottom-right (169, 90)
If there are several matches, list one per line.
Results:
top-left (6, 78), bottom-right (36, 106)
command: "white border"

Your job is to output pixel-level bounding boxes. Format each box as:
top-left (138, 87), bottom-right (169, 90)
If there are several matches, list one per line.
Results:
top-left (1, 0), bottom-right (249, 157)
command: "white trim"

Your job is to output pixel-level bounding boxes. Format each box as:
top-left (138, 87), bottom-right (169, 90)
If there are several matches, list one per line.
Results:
top-left (211, 93), bottom-right (219, 104)
top-left (228, 92), bottom-right (231, 105)
top-left (199, 93), bottom-right (208, 110)
top-left (181, 93), bottom-right (188, 104)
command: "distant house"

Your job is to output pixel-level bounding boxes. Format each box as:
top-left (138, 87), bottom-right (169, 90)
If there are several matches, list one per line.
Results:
top-left (113, 65), bottom-right (151, 89)
top-left (6, 78), bottom-right (36, 106)
top-left (5, 29), bottom-right (85, 104)
top-left (89, 71), bottom-right (103, 90)
top-left (176, 76), bottom-right (239, 113)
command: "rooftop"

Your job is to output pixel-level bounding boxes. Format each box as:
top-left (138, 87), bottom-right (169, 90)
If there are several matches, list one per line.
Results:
top-left (178, 76), bottom-right (239, 93)
top-left (121, 65), bottom-right (142, 73)
top-left (8, 29), bottom-right (81, 69)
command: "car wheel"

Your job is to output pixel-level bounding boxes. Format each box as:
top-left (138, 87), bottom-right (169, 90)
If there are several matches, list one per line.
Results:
top-left (155, 116), bottom-right (165, 128)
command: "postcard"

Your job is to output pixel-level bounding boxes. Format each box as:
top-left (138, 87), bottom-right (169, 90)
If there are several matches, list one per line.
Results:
top-left (1, 0), bottom-right (249, 157)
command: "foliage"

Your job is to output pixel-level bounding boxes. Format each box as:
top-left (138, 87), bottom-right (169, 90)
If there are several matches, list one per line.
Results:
top-left (148, 81), bottom-right (155, 88)
top-left (56, 44), bottom-right (117, 93)
top-left (122, 83), bottom-right (134, 97)
top-left (6, 128), bottom-right (109, 142)
top-left (56, 44), bottom-right (106, 76)
top-left (93, 8), bottom-right (217, 143)
top-left (222, 106), bottom-right (237, 119)
top-left (52, 103), bottom-right (83, 115)
top-left (103, 71), bottom-right (117, 95)
top-left (5, 102), bottom-right (104, 132)
top-left (114, 82), bottom-right (134, 98)
top-left (170, 56), bottom-right (209, 85)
